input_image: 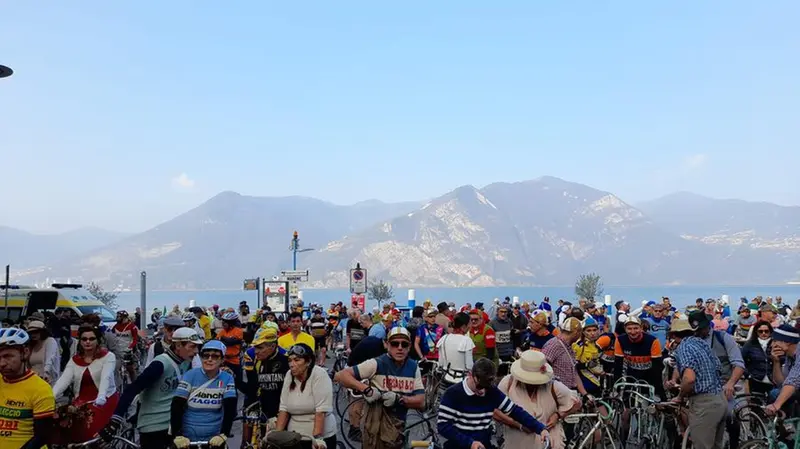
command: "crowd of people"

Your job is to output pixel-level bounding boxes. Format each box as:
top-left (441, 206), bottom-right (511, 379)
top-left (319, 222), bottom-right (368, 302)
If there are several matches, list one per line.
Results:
top-left (0, 294), bottom-right (798, 449)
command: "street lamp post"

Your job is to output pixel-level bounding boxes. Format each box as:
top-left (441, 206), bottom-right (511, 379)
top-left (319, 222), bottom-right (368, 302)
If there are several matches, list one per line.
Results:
top-left (0, 65), bottom-right (13, 79)
top-left (290, 231), bottom-right (314, 270)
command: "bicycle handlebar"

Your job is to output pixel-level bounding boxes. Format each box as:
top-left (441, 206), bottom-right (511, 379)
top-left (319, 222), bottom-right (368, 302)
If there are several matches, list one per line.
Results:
top-left (67, 436), bottom-right (138, 449)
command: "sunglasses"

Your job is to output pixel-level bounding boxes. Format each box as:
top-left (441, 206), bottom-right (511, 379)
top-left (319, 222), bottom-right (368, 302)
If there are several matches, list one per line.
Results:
top-left (201, 352), bottom-right (222, 360)
top-left (757, 329), bottom-right (771, 335)
top-left (81, 337), bottom-right (97, 342)
top-left (389, 340), bottom-right (410, 349)
top-left (287, 345), bottom-right (310, 357)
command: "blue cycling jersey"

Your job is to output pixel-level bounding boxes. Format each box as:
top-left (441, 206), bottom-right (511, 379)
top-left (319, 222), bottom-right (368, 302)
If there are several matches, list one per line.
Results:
top-left (175, 368), bottom-right (237, 441)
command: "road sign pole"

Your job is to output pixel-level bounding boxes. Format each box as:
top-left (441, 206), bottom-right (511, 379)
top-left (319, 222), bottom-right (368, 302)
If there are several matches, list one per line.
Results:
top-left (291, 231), bottom-right (298, 271)
top-left (4, 265), bottom-right (9, 312)
top-left (140, 271), bottom-right (147, 330)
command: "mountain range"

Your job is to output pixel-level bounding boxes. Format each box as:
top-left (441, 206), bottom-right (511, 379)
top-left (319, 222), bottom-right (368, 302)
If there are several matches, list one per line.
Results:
top-left (4, 177), bottom-right (799, 289)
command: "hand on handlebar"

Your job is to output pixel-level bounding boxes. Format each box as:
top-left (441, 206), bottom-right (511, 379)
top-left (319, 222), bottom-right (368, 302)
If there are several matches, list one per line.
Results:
top-left (764, 404), bottom-right (781, 416)
top-left (173, 436), bottom-right (191, 449)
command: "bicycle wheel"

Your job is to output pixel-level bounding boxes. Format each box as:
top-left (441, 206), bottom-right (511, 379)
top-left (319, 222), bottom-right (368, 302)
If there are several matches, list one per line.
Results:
top-left (739, 409), bottom-right (768, 440)
top-left (334, 385), bottom-right (350, 419)
top-left (405, 413), bottom-right (438, 446)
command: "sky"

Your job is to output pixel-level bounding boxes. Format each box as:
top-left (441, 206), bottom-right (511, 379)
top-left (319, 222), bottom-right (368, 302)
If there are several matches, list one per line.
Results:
top-left (2, 2), bottom-right (799, 234)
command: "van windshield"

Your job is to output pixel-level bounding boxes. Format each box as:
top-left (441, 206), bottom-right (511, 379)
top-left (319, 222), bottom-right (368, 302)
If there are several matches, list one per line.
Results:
top-left (77, 305), bottom-right (117, 323)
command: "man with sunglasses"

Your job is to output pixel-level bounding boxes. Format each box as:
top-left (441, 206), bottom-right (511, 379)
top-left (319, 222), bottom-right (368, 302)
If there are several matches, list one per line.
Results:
top-left (438, 358), bottom-right (549, 449)
top-left (334, 327), bottom-right (425, 449)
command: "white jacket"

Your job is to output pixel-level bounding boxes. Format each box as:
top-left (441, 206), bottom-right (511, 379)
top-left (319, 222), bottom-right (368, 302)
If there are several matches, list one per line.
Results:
top-left (53, 351), bottom-right (117, 404)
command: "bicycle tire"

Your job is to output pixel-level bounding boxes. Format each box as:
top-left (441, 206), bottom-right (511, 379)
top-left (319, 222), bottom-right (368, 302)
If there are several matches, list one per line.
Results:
top-left (737, 439), bottom-right (769, 449)
top-left (739, 409), bottom-right (769, 441)
top-left (680, 428), bottom-right (693, 449)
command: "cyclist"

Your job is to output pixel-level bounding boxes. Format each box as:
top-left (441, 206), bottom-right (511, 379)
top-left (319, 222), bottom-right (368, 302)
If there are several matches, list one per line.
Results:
top-left (309, 308), bottom-right (327, 362)
top-left (244, 327), bottom-right (289, 420)
top-left (0, 328), bottom-right (56, 449)
top-left (171, 340), bottom-right (237, 449)
top-left (278, 312), bottom-right (316, 352)
top-left (217, 312), bottom-right (245, 392)
top-left (613, 316), bottom-right (664, 398)
top-left (101, 327), bottom-right (202, 449)
top-left (415, 308), bottom-right (444, 370)
top-left (334, 327), bottom-right (425, 449)
top-left (146, 316), bottom-right (202, 369)
top-left (489, 305), bottom-right (515, 376)
top-left (521, 311), bottom-right (559, 352)
top-left (468, 308), bottom-right (497, 363)
top-left (183, 312), bottom-right (204, 338)
top-left (112, 310), bottom-right (140, 383)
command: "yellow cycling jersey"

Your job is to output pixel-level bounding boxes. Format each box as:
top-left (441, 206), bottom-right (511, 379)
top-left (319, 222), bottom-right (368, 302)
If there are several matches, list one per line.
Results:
top-left (0, 371), bottom-right (55, 449)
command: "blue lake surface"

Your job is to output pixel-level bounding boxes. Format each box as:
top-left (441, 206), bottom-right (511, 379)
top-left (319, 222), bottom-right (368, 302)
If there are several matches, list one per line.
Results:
top-left (115, 285), bottom-right (800, 313)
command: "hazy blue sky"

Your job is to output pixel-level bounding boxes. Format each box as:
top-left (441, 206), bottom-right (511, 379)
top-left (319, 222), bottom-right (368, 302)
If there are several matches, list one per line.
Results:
top-left (2, 2), bottom-right (798, 234)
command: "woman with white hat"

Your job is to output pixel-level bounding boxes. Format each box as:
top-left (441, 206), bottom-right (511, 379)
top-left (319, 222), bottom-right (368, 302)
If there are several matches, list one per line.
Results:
top-left (496, 350), bottom-right (580, 449)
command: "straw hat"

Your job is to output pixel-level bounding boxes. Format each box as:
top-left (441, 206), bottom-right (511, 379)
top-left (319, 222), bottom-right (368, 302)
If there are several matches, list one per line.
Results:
top-left (510, 350), bottom-right (554, 385)
top-left (26, 320), bottom-right (46, 331)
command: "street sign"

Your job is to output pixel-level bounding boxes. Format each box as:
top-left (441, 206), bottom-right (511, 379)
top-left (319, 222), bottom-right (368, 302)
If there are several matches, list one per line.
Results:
top-left (282, 275), bottom-right (304, 282)
top-left (242, 279), bottom-right (259, 291)
top-left (263, 281), bottom-right (289, 312)
top-left (281, 270), bottom-right (309, 280)
top-left (350, 268), bottom-right (367, 294)
top-left (351, 294), bottom-right (365, 311)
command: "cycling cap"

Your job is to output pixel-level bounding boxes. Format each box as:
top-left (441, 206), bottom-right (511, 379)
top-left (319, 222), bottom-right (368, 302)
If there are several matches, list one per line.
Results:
top-left (0, 328), bottom-right (30, 347)
top-left (582, 317), bottom-right (598, 329)
top-left (201, 340), bottom-right (227, 354)
top-left (163, 316), bottom-right (185, 327)
top-left (221, 312), bottom-right (239, 321)
top-left (252, 327), bottom-right (278, 345)
top-left (116, 310), bottom-right (129, 317)
top-left (560, 317), bottom-right (582, 333)
top-left (387, 327), bottom-right (411, 341)
top-left (172, 328), bottom-right (203, 344)
top-left (624, 316), bottom-right (643, 327)
top-left (182, 312), bottom-right (196, 321)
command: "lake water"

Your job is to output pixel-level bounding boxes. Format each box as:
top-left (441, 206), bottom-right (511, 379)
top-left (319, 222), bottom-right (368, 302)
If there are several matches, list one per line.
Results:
top-left (114, 285), bottom-right (800, 314)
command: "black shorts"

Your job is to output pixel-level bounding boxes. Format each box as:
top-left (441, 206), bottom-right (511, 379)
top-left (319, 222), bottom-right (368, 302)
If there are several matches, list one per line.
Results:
top-left (314, 338), bottom-right (326, 351)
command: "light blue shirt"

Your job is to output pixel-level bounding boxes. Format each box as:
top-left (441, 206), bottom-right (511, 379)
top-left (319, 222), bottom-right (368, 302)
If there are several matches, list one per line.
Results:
top-left (175, 368), bottom-right (237, 441)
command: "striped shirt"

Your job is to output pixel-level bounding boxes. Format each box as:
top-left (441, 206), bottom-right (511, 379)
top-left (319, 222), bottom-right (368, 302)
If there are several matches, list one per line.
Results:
top-left (438, 380), bottom-right (545, 449)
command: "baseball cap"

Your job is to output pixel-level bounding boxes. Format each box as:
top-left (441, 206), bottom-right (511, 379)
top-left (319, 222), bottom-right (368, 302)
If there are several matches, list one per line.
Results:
top-left (687, 310), bottom-right (711, 330)
top-left (425, 309), bottom-right (437, 317)
top-left (163, 316), bottom-right (185, 328)
top-left (624, 316), bottom-right (642, 327)
top-left (387, 327), bottom-right (411, 341)
top-left (475, 302), bottom-right (484, 309)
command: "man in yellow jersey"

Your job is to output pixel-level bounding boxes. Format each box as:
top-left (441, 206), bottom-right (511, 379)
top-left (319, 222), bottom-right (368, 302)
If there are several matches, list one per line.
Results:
top-left (0, 328), bottom-right (55, 449)
top-left (277, 312), bottom-right (315, 353)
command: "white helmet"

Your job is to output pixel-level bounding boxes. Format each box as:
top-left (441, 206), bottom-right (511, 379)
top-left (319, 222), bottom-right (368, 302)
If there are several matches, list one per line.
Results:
top-left (182, 312), bottom-right (196, 322)
top-left (221, 312), bottom-right (239, 322)
top-left (0, 328), bottom-right (30, 348)
top-left (172, 328), bottom-right (203, 344)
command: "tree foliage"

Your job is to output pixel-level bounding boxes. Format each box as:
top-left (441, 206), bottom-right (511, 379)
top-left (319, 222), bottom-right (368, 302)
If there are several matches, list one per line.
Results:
top-left (87, 282), bottom-right (119, 310)
top-left (367, 279), bottom-right (394, 309)
top-left (575, 273), bottom-right (604, 301)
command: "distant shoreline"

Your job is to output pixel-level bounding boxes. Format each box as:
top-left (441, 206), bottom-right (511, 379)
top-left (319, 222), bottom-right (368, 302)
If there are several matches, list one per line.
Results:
top-left (125, 282), bottom-right (800, 293)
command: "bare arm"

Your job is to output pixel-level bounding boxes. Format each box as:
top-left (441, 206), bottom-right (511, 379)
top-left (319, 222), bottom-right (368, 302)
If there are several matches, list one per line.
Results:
top-left (678, 367), bottom-right (696, 400)
top-left (313, 412), bottom-right (325, 438)
top-left (276, 411), bottom-right (290, 431)
top-left (400, 393), bottom-right (425, 410)
top-left (333, 367), bottom-right (370, 393)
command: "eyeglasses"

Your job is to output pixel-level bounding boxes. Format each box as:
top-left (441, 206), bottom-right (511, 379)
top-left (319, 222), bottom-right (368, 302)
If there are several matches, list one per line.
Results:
top-left (287, 345), bottom-right (310, 357)
top-left (201, 352), bottom-right (222, 360)
top-left (389, 341), bottom-right (410, 349)
top-left (81, 337), bottom-right (97, 342)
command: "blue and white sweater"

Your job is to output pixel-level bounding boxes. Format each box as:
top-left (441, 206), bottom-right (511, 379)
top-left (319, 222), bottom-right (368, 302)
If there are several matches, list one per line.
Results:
top-left (437, 380), bottom-right (545, 449)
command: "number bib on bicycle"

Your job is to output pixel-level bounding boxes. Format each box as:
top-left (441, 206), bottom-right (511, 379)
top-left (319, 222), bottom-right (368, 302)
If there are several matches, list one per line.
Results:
top-left (0, 370), bottom-right (55, 449)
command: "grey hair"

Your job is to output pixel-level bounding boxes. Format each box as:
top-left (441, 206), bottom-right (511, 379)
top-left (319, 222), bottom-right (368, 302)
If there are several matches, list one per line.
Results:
top-left (471, 358), bottom-right (496, 380)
